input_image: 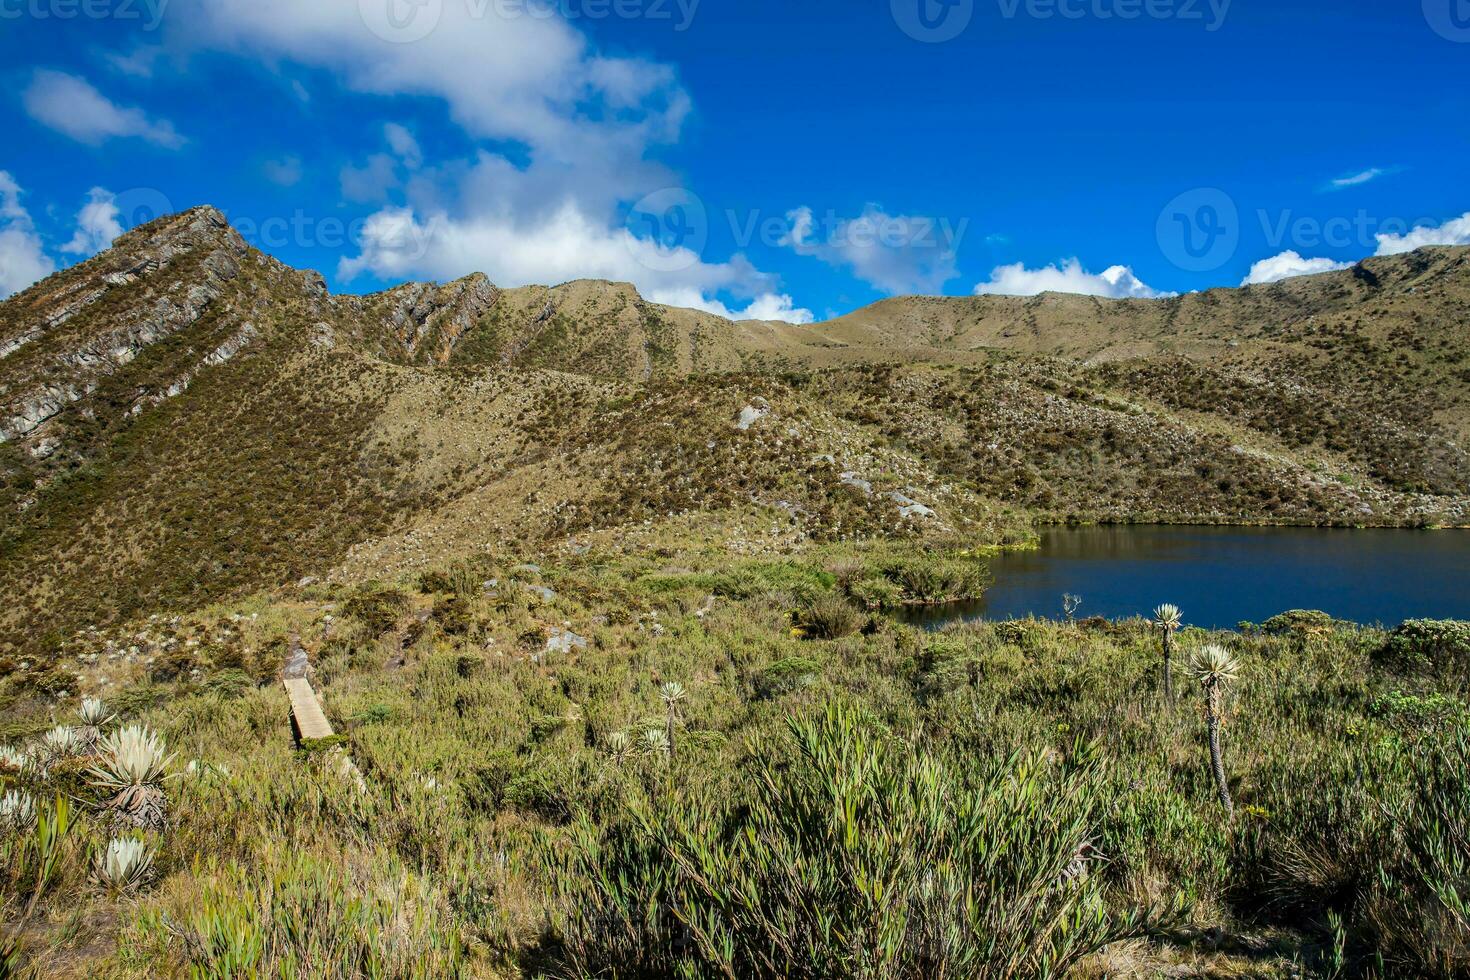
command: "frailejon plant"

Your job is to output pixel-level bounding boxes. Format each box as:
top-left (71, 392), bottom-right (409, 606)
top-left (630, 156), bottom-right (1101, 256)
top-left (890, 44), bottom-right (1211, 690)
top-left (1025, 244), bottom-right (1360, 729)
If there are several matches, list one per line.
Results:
top-left (1153, 603), bottom-right (1183, 702)
top-left (1190, 644), bottom-right (1240, 816)
top-left (38, 726), bottom-right (82, 765)
top-left (85, 725), bottom-right (174, 830)
top-left (604, 730), bottom-right (631, 767)
top-left (0, 747), bottom-right (26, 778)
top-left (659, 682), bottom-right (686, 757)
top-left (75, 698), bottom-right (116, 754)
top-left (93, 836), bottom-right (154, 895)
top-left (0, 792), bottom-right (36, 835)
top-left (639, 727), bottom-right (669, 760)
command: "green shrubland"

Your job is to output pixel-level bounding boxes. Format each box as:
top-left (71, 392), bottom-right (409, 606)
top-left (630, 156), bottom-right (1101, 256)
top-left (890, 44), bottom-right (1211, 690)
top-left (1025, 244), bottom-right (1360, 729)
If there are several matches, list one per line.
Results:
top-left (1, 545), bottom-right (1467, 977)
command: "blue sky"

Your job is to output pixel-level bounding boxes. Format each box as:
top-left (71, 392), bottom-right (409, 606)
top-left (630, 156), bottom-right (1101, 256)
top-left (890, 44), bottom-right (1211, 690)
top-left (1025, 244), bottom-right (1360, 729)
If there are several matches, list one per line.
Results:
top-left (1, 0), bottom-right (1467, 321)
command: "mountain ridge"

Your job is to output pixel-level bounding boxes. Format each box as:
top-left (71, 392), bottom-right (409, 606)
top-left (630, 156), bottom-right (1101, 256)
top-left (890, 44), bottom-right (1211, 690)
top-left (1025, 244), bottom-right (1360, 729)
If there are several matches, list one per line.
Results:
top-left (2, 205), bottom-right (1467, 653)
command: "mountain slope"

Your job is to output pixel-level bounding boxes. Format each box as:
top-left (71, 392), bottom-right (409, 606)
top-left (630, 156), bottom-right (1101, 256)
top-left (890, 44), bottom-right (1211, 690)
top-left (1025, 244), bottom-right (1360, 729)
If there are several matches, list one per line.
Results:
top-left (2, 206), bottom-right (1467, 653)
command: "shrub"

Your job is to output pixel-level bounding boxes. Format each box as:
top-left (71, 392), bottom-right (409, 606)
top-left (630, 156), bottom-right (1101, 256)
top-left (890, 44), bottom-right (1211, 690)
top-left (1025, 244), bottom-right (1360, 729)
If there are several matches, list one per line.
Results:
top-left (1368, 690), bottom-right (1469, 732)
top-left (847, 574), bottom-right (902, 609)
top-left (342, 585), bottom-right (410, 636)
top-left (798, 595), bottom-right (864, 640)
top-left (503, 759), bottom-right (574, 822)
top-left (880, 554), bottom-right (988, 604)
top-left (1261, 609), bottom-right (1337, 636)
top-left (432, 595), bottom-right (475, 637)
top-left (756, 657), bottom-right (822, 698)
top-left (1376, 619), bottom-right (1470, 680)
top-left (551, 702), bottom-right (1151, 978)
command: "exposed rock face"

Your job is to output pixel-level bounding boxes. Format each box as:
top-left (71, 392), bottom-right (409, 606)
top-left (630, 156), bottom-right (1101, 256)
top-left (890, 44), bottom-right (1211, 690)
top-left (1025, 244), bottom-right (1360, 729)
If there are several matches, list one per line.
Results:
top-left (343, 273), bottom-right (498, 364)
top-left (0, 206), bottom-right (350, 470)
top-left (0, 207), bottom-right (257, 445)
top-left (888, 491), bottom-right (936, 519)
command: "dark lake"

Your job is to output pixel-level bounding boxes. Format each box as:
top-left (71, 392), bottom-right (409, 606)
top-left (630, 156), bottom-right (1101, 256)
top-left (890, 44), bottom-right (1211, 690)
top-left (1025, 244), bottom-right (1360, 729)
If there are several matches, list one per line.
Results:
top-left (898, 525), bottom-right (1470, 631)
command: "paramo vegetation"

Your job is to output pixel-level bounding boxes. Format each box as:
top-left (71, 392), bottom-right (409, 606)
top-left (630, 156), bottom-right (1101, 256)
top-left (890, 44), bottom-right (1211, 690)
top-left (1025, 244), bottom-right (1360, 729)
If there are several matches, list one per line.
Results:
top-left (1, 543), bottom-right (1467, 977)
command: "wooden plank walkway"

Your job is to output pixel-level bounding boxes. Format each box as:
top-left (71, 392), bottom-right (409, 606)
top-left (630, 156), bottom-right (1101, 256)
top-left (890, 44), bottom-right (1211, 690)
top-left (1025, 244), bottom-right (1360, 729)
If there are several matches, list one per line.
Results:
top-left (284, 677), bottom-right (334, 741)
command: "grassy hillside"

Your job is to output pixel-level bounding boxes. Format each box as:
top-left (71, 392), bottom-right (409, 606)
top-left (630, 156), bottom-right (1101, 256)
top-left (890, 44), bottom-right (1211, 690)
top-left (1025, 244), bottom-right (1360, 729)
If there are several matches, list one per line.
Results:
top-left (1, 207), bottom-right (1467, 657)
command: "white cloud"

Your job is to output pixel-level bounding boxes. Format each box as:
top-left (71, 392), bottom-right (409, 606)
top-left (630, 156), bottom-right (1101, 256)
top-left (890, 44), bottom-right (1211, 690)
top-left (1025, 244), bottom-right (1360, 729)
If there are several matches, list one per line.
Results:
top-left (1241, 250), bottom-right (1351, 285)
top-left (0, 172), bottom-right (57, 299)
top-left (263, 156), bottom-right (304, 187)
top-left (172, 1), bottom-right (797, 317)
top-left (1324, 168), bottom-right (1386, 191)
top-left (973, 259), bottom-right (1171, 299)
top-left (383, 123), bottom-right (422, 169)
top-left (22, 70), bottom-right (184, 148)
top-left (782, 204), bottom-right (964, 295)
top-left (173, 1), bottom-right (687, 163)
top-left (60, 187), bottom-right (125, 256)
top-left (1374, 212), bottom-right (1470, 255)
top-left (338, 202), bottom-right (785, 315)
top-left (106, 45), bottom-right (164, 78)
top-left (646, 287), bottom-right (814, 324)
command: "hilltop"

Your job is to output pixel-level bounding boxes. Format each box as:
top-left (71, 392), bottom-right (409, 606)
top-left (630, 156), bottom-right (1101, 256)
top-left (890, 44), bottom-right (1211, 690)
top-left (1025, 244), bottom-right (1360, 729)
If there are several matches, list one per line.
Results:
top-left (2, 206), bottom-right (1468, 652)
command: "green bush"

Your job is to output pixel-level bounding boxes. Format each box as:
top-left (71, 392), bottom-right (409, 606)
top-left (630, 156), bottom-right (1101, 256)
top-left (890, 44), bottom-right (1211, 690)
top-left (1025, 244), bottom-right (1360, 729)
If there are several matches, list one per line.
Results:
top-left (880, 554), bottom-right (988, 604)
top-left (550, 702), bottom-right (1150, 978)
top-left (798, 595), bottom-right (864, 640)
top-left (847, 574), bottom-right (902, 609)
top-left (756, 656), bottom-right (822, 698)
top-left (342, 585), bottom-right (410, 637)
top-left (1261, 609), bottom-right (1337, 637)
top-left (1376, 619), bottom-right (1470, 680)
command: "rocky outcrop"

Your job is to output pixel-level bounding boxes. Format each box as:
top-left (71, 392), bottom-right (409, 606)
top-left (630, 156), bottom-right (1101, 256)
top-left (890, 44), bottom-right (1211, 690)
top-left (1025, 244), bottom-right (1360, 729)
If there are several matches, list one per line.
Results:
top-left (0, 207), bottom-right (252, 445)
top-left (354, 274), bottom-right (498, 363)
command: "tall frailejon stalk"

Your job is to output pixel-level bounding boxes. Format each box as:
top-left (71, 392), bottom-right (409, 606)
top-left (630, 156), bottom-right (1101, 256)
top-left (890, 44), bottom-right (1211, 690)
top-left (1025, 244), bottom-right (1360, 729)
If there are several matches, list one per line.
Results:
top-left (1152, 604), bottom-right (1182, 701)
top-left (1189, 644), bottom-right (1240, 816)
top-left (659, 682), bottom-right (686, 758)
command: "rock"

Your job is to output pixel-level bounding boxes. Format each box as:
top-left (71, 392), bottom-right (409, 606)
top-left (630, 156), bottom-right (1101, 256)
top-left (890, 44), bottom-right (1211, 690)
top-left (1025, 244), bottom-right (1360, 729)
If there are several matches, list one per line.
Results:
top-left (888, 491), bottom-right (936, 519)
top-left (545, 628), bottom-right (587, 654)
top-left (736, 397), bottom-right (772, 431)
top-left (841, 471), bottom-right (873, 495)
top-left (28, 436), bottom-right (60, 459)
top-left (282, 636), bottom-right (311, 679)
top-left (203, 322), bottom-right (257, 366)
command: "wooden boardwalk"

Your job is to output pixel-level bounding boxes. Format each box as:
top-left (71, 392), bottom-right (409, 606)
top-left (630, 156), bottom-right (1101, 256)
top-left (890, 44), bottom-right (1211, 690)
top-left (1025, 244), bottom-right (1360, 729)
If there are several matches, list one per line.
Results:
top-left (284, 677), bottom-right (334, 741)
